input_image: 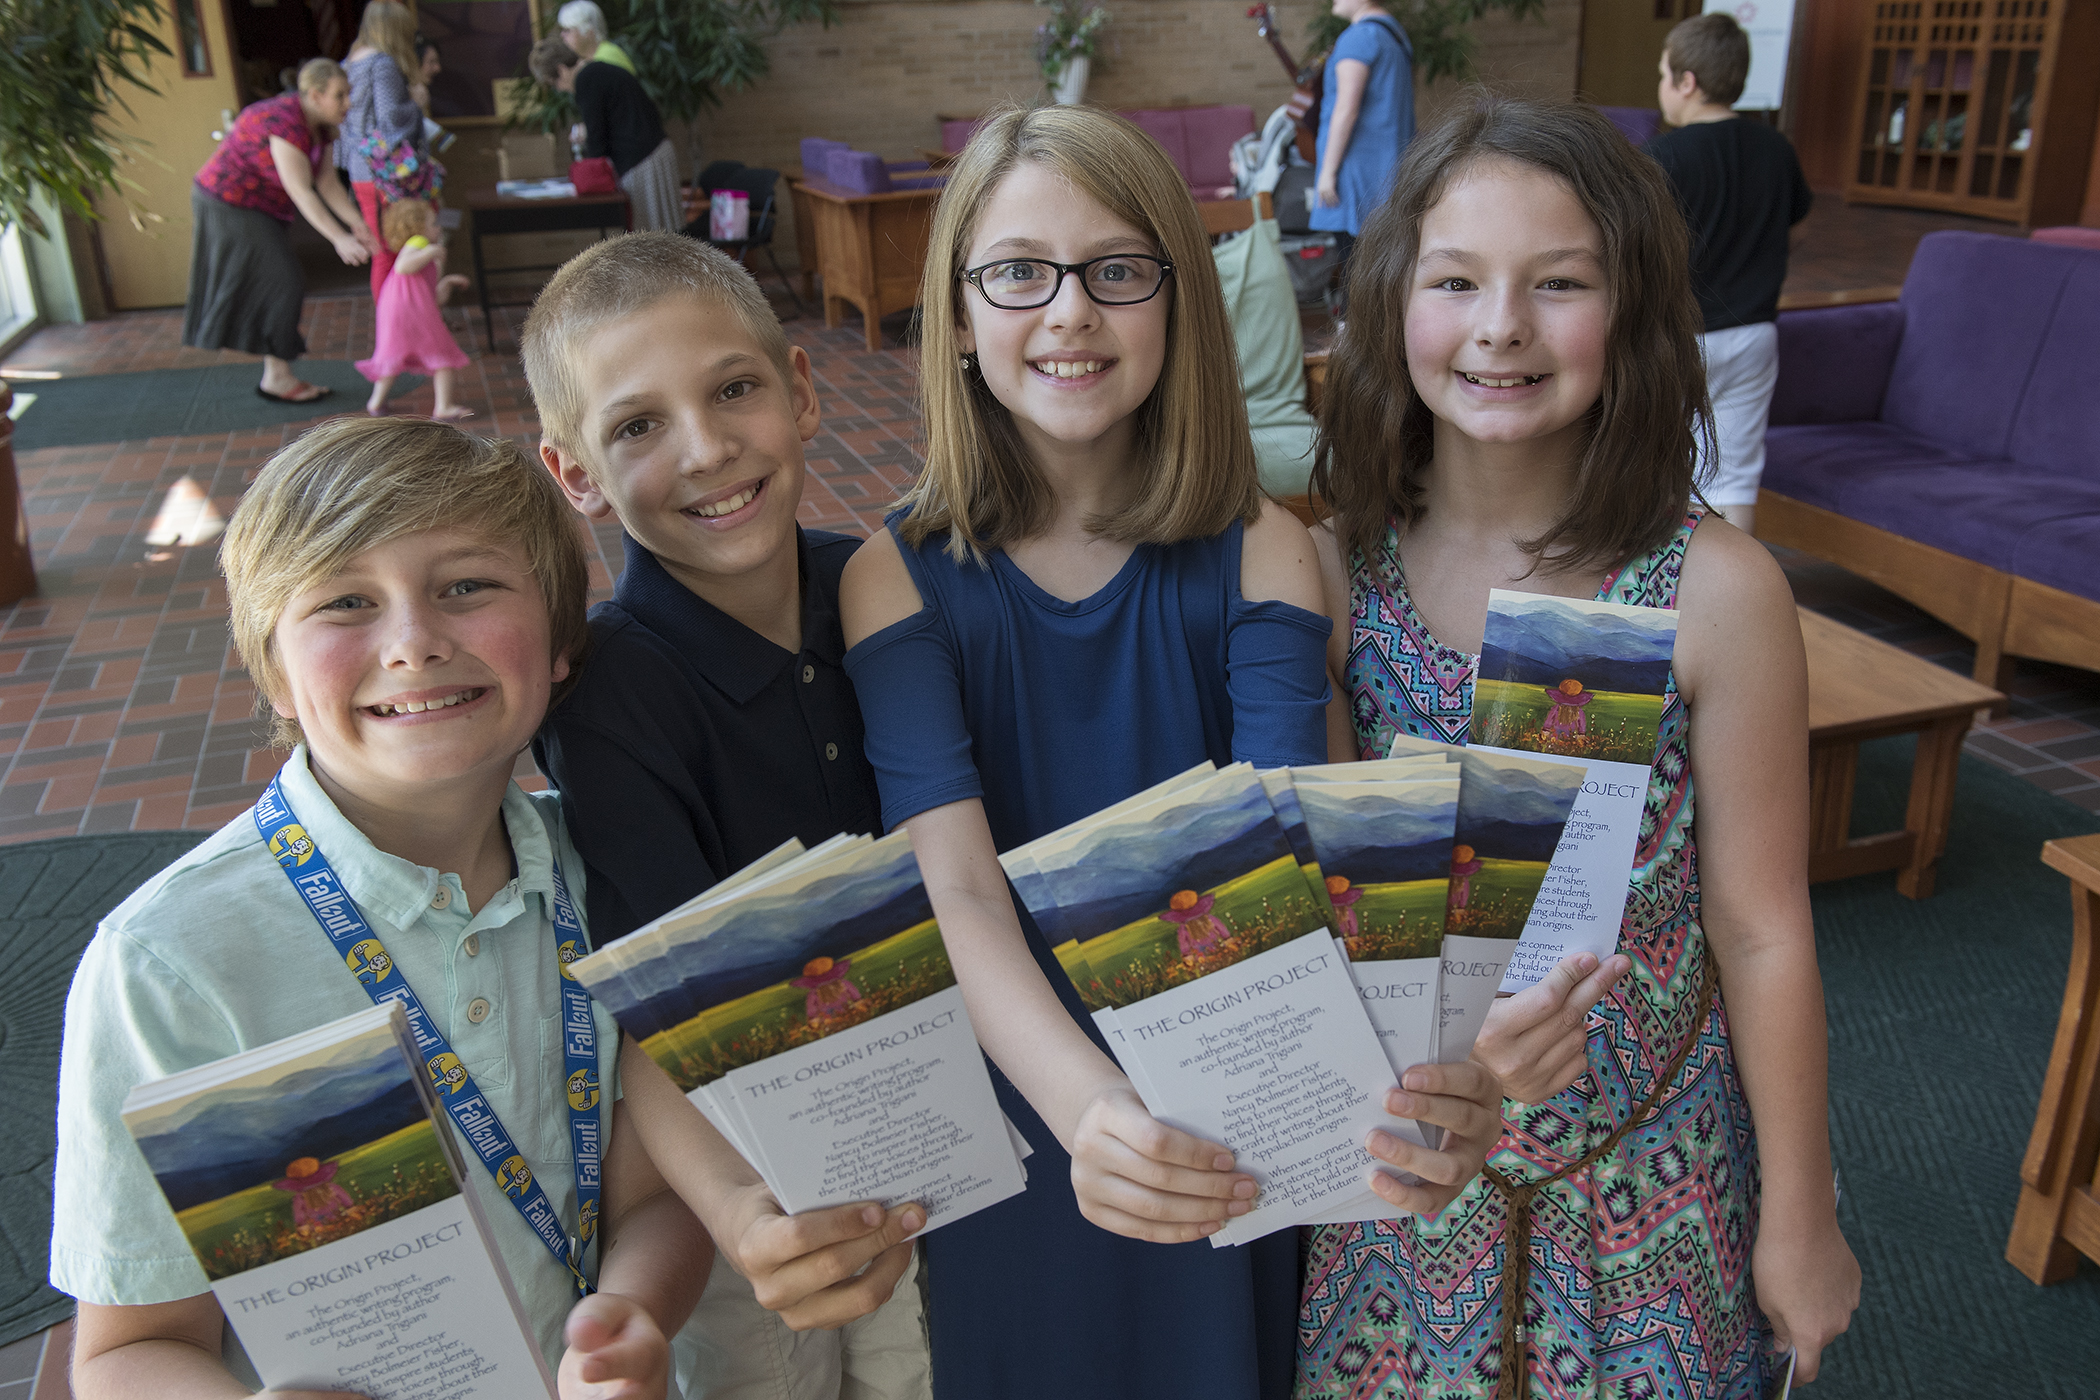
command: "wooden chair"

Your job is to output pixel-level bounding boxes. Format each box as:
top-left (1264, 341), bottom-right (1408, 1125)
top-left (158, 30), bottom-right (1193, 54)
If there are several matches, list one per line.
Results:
top-left (2008, 834), bottom-right (2100, 1283)
top-left (1194, 192), bottom-right (1274, 238)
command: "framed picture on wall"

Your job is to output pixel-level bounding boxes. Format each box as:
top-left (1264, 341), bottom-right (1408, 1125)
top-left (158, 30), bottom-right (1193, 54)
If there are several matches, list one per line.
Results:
top-left (417, 0), bottom-right (541, 119)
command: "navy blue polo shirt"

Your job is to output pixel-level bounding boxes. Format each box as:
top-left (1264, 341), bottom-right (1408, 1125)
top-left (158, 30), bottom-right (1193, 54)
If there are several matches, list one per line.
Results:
top-left (534, 528), bottom-right (882, 943)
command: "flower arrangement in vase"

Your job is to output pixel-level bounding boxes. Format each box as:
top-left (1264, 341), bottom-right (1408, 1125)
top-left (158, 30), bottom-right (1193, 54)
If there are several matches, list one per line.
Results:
top-left (1035, 0), bottom-right (1110, 104)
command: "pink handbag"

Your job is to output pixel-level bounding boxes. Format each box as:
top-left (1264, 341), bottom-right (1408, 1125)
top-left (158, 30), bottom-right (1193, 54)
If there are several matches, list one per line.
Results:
top-left (569, 157), bottom-right (617, 195)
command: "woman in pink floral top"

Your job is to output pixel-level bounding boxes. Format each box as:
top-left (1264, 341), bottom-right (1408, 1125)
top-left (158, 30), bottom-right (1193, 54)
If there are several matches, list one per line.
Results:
top-left (184, 58), bottom-right (378, 404)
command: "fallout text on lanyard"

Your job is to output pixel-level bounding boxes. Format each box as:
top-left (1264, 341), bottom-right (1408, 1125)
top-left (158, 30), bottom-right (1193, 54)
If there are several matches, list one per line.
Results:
top-left (254, 776), bottom-right (601, 1295)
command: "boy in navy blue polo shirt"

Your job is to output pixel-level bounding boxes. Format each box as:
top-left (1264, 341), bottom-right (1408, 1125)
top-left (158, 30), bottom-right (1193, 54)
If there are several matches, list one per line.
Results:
top-left (522, 233), bottom-right (929, 1399)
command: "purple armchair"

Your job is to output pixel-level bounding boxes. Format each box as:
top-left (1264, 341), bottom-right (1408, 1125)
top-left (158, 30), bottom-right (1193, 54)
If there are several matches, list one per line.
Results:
top-left (1761, 230), bottom-right (2100, 691)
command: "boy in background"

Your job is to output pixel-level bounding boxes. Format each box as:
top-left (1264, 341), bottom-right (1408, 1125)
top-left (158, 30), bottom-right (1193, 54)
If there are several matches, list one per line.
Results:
top-left (1648, 11), bottom-right (1813, 537)
top-left (55, 417), bottom-right (704, 1399)
top-left (522, 233), bottom-right (929, 1400)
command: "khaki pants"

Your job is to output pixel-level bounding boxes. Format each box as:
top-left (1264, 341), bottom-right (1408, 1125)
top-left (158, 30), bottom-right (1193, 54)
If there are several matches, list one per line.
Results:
top-left (672, 1246), bottom-right (930, 1400)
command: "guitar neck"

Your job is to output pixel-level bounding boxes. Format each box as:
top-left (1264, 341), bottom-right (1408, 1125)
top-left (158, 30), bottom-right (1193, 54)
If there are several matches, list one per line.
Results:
top-left (1251, 5), bottom-right (1303, 85)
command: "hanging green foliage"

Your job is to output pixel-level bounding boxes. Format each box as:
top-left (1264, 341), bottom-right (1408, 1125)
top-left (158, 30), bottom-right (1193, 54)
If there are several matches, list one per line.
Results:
top-left (1307, 0), bottom-right (1546, 86)
top-left (0, 0), bottom-right (171, 235)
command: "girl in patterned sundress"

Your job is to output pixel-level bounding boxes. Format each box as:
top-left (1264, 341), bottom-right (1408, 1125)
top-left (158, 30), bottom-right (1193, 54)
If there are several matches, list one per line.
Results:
top-left (1297, 95), bottom-right (1860, 1398)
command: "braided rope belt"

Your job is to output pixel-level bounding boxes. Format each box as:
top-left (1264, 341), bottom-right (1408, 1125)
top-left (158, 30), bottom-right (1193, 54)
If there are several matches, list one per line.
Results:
top-left (1481, 956), bottom-right (1720, 1399)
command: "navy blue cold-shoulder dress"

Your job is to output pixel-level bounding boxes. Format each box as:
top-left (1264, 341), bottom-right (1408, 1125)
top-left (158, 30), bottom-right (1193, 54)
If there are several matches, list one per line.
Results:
top-left (842, 513), bottom-right (1331, 1399)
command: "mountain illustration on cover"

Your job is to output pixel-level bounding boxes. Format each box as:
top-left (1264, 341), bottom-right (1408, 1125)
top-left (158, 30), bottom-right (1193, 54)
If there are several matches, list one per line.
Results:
top-left (1297, 777), bottom-right (1457, 961)
top-left (574, 834), bottom-right (959, 1093)
top-left (1474, 591), bottom-right (1678, 766)
top-left (1020, 767), bottom-right (1325, 1011)
top-left (123, 1021), bottom-right (457, 1281)
top-left (1447, 751), bottom-right (1587, 939)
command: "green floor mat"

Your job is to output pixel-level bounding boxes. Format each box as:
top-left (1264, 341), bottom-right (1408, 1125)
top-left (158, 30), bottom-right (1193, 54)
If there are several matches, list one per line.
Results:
top-left (1813, 737), bottom-right (2100, 1396)
top-left (0, 831), bottom-right (206, 1348)
top-left (6, 362), bottom-right (423, 451)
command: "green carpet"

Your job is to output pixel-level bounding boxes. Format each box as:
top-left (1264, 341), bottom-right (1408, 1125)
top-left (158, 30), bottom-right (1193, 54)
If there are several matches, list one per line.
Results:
top-left (1814, 738), bottom-right (2100, 1397)
top-left (0, 831), bottom-right (205, 1348)
top-left (6, 362), bottom-right (423, 450)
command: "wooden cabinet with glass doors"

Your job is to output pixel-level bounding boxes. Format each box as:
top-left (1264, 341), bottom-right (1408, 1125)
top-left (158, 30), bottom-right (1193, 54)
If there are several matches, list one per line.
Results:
top-left (1846, 0), bottom-right (2100, 225)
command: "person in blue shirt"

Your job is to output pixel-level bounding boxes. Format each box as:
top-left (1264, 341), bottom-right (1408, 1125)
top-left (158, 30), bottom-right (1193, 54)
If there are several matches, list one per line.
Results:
top-left (1311, 0), bottom-right (1415, 313)
top-left (521, 232), bottom-right (931, 1400)
top-left (837, 103), bottom-right (1505, 1400)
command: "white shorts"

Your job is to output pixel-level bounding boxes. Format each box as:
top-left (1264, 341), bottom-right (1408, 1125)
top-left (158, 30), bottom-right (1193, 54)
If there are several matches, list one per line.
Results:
top-left (672, 1246), bottom-right (931, 1400)
top-left (1696, 321), bottom-right (1781, 507)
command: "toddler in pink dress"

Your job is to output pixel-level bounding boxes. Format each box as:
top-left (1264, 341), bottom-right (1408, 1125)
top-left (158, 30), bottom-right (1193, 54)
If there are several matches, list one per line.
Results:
top-left (358, 198), bottom-right (473, 419)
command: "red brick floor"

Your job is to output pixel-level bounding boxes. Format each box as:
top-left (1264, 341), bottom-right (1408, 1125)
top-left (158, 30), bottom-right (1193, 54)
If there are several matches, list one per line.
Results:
top-left (0, 289), bottom-right (924, 841)
top-left (1, 273), bottom-right (2095, 845)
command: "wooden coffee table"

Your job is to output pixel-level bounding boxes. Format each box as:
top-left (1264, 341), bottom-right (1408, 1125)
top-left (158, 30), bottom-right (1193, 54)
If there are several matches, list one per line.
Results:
top-left (1802, 607), bottom-right (2004, 897)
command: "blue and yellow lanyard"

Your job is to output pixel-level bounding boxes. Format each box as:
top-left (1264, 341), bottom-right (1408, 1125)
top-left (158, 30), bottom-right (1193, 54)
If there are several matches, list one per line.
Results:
top-left (255, 776), bottom-right (600, 1296)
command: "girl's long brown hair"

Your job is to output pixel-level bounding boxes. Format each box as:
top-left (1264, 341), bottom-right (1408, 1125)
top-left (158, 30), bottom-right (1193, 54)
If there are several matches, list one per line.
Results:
top-left (1311, 92), bottom-right (1712, 578)
top-left (898, 105), bottom-right (1262, 562)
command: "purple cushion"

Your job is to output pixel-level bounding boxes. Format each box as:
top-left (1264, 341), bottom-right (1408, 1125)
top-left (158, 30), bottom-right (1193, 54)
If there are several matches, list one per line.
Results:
top-left (1598, 106), bottom-right (1663, 144)
top-left (799, 137), bottom-right (848, 174)
top-left (2032, 226), bottom-right (2100, 251)
top-left (1837, 464), bottom-right (2100, 573)
top-left (2004, 250), bottom-right (2100, 480)
top-left (1882, 231), bottom-right (2077, 459)
top-left (825, 149), bottom-right (891, 194)
top-left (1769, 301), bottom-right (1906, 426)
top-left (1121, 108), bottom-right (1192, 181)
top-left (1177, 105), bottom-right (1257, 188)
top-left (2010, 513), bottom-right (2100, 602)
top-left (1762, 423), bottom-right (1987, 513)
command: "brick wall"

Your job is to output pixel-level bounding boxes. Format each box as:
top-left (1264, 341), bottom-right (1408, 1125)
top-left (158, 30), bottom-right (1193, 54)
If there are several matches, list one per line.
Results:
top-left (673, 0), bottom-right (1580, 268)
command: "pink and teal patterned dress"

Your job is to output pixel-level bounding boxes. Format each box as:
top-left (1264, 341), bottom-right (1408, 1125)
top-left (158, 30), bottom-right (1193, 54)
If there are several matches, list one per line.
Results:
top-left (1297, 510), bottom-right (1773, 1399)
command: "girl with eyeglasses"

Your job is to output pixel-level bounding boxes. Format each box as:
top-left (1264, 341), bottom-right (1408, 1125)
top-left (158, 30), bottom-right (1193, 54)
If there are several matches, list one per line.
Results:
top-left (837, 104), bottom-right (1506, 1400)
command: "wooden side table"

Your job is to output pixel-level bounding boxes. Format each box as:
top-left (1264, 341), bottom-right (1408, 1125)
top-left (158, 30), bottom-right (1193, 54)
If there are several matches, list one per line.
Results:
top-left (791, 176), bottom-right (941, 353)
top-left (2007, 833), bottom-right (2100, 1284)
top-left (1800, 607), bottom-right (2003, 898)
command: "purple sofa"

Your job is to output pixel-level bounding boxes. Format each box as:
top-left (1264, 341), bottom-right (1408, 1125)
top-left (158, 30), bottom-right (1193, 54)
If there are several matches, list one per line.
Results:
top-left (1761, 230), bottom-right (2100, 690)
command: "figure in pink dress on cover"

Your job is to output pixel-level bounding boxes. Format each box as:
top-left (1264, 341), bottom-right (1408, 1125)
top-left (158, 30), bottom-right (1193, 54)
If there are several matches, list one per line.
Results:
top-left (1160, 890), bottom-right (1230, 960)
top-left (271, 1156), bottom-right (354, 1228)
top-left (790, 956), bottom-right (864, 1021)
top-left (357, 197), bottom-right (473, 420)
top-left (1543, 676), bottom-right (1595, 737)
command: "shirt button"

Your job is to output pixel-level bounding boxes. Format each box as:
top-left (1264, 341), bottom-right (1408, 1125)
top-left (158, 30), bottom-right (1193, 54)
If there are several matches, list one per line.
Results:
top-left (464, 933), bottom-right (480, 957)
top-left (466, 997), bottom-right (492, 1024)
top-left (802, 664), bottom-right (816, 684)
top-left (431, 886), bottom-right (452, 910)
top-left (825, 742), bottom-right (839, 761)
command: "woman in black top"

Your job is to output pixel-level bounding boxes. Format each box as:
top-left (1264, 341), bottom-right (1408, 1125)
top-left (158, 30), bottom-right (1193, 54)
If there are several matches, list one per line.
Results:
top-left (529, 37), bottom-right (682, 232)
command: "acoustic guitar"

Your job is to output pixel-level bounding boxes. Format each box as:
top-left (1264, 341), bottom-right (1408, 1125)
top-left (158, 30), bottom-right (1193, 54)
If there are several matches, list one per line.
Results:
top-left (1248, 3), bottom-right (1321, 163)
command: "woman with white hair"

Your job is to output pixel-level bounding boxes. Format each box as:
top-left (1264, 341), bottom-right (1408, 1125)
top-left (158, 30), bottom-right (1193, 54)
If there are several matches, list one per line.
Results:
top-left (529, 36), bottom-right (681, 232)
top-left (556, 1), bottom-right (636, 73)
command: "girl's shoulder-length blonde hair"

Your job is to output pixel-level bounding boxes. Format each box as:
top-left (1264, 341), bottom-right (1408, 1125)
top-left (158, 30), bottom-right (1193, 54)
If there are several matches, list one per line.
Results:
top-left (898, 104), bottom-right (1262, 562)
top-left (1311, 91), bottom-right (1712, 579)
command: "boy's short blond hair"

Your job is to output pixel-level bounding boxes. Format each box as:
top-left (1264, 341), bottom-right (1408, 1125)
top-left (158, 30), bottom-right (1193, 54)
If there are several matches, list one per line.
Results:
top-left (521, 232), bottom-right (794, 469)
top-left (221, 417), bottom-right (590, 748)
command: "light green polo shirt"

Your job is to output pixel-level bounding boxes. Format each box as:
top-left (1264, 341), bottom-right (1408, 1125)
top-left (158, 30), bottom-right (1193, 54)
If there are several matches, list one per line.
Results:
top-left (51, 748), bottom-right (621, 1375)
top-left (1214, 214), bottom-right (1318, 496)
top-left (594, 39), bottom-right (637, 74)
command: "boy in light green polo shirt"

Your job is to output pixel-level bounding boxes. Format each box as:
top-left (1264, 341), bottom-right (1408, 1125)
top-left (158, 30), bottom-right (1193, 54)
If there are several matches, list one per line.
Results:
top-left (52, 418), bottom-right (704, 1397)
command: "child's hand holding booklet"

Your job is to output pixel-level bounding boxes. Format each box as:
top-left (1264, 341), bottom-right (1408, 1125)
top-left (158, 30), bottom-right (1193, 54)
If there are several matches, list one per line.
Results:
top-left (566, 832), bottom-right (1029, 1235)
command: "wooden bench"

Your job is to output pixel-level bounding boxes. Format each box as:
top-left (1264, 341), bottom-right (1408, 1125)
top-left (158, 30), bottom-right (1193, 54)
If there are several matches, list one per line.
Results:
top-left (2008, 833), bottom-right (2100, 1283)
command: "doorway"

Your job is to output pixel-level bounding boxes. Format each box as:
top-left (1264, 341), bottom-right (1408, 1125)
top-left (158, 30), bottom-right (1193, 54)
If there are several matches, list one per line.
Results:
top-left (1580, 0), bottom-right (1703, 111)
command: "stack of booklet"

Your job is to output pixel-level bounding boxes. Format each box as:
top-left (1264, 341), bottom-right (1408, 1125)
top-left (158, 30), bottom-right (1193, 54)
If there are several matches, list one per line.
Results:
top-left (1002, 751), bottom-right (1586, 1242)
top-left (122, 1004), bottom-right (557, 1399)
top-left (568, 832), bottom-right (1028, 1231)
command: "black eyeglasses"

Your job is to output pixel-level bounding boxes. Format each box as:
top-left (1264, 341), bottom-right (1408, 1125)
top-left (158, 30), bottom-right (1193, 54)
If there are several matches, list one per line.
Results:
top-left (960, 254), bottom-right (1174, 310)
